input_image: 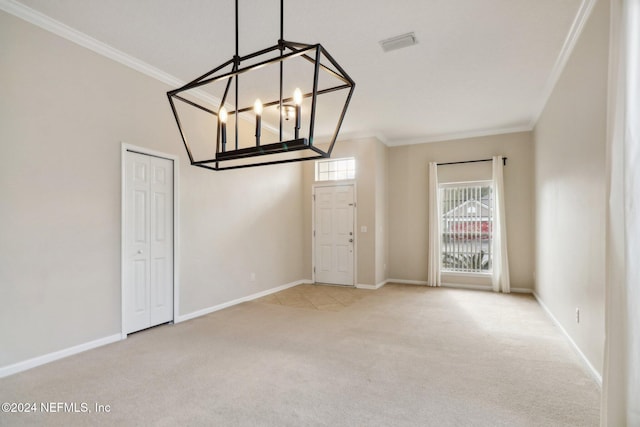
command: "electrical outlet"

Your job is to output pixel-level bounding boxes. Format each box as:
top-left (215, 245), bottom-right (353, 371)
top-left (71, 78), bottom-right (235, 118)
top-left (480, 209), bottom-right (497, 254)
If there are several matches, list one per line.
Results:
top-left (576, 308), bottom-right (580, 324)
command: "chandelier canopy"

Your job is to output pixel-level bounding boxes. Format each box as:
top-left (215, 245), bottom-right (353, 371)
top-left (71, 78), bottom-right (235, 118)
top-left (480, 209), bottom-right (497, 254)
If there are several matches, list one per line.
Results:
top-left (167, 0), bottom-right (355, 171)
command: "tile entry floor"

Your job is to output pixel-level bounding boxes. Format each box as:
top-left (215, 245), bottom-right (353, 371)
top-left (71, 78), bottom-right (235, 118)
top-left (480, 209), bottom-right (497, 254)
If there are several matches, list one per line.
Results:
top-left (255, 283), bottom-right (369, 311)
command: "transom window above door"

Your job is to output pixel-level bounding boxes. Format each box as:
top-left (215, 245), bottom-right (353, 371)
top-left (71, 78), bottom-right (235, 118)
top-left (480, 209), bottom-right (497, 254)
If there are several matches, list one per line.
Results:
top-left (315, 157), bottom-right (356, 181)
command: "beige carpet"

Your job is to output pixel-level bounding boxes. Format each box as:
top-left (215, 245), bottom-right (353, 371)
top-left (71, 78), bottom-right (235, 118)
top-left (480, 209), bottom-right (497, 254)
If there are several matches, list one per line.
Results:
top-left (0, 284), bottom-right (600, 426)
top-left (256, 284), bottom-right (369, 310)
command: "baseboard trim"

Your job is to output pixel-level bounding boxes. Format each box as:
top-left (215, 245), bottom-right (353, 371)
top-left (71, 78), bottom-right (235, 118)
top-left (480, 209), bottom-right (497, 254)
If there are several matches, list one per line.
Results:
top-left (387, 278), bottom-right (429, 285)
top-left (388, 279), bottom-right (533, 294)
top-left (176, 279), bottom-right (311, 323)
top-left (0, 279), bottom-right (312, 378)
top-left (0, 333), bottom-right (122, 379)
top-left (443, 283), bottom-right (533, 294)
top-left (533, 292), bottom-right (602, 386)
top-left (356, 280), bottom-right (387, 290)
top-left (510, 287), bottom-right (534, 294)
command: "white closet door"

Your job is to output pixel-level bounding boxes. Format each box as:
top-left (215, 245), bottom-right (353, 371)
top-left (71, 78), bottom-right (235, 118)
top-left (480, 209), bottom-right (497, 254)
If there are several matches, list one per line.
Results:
top-left (124, 151), bottom-right (174, 334)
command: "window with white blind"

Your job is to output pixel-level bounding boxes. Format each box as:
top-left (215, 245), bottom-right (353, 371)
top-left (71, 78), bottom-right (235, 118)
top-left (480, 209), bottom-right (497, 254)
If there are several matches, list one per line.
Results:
top-left (315, 157), bottom-right (355, 181)
top-left (440, 182), bottom-right (493, 273)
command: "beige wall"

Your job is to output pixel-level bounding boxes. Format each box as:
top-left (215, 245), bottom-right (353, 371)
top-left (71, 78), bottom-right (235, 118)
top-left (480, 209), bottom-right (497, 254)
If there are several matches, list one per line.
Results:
top-left (375, 142), bottom-right (389, 286)
top-left (0, 11), bottom-right (305, 368)
top-left (302, 137), bottom-right (387, 287)
top-left (388, 132), bottom-right (535, 290)
top-left (533, 0), bottom-right (608, 376)
top-left (0, 0), bottom-right (608, 379)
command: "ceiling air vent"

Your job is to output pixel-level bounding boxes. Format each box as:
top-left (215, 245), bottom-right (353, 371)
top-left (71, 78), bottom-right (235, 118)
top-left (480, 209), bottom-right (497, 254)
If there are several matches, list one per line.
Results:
top-left (379, 32), bottom-right (417, 52)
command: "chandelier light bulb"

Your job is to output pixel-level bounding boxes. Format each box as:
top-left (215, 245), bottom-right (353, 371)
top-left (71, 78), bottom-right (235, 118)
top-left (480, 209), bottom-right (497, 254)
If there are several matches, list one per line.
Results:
top-left (254, 99), bottom-right (263, 115)
top-left (219, 107), bottom-right (228, 123)
top-left (219, 106), bottom-right (228, 149)
top-left (293, 88), bottom-right (303, 106)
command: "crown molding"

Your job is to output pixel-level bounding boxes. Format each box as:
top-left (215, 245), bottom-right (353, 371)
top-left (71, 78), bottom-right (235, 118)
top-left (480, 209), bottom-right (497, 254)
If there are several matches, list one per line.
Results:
top-left (0, 0), bottom-right (183, 87)
top-left (385, 125), bottom-right (533, 147)
top-left (311, 131), bottom-right (388, 146)
top-left (528, 0), bottom-right (598, 129)
top-left (1, 0), bottom-right (595, 145)
top-left (319, 125), bottom-right (533, 147)
top-left (0, 0), bottom-right (284, 136)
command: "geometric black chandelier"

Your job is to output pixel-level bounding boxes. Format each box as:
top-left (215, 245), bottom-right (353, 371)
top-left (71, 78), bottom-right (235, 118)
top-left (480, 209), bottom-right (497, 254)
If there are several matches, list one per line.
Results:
top-left (167, 0), bottom-right (355, 170)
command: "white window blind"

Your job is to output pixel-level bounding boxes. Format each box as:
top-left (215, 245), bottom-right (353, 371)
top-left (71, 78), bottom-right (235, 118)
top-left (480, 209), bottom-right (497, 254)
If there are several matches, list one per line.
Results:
top-left (440, 183), bottom-right (493, 273)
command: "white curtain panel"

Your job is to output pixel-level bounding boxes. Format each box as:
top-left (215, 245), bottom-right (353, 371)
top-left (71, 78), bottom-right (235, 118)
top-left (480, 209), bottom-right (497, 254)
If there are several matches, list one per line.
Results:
top-left (491, 156), bottom-right (510, 293)
top-left (427, 162), bottom-right (441, 287)
top-left (602, 0), bottom-right (640, 425)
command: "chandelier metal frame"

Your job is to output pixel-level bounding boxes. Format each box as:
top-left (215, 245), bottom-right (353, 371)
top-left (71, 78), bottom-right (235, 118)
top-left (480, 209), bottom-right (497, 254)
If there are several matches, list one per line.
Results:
top-left (167, 0), bottom-right (355, 171)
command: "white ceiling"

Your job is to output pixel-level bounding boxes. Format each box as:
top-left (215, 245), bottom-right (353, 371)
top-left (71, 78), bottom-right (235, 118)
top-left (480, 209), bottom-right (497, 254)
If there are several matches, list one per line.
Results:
top-left (10, 0), bottom-right (586, 145)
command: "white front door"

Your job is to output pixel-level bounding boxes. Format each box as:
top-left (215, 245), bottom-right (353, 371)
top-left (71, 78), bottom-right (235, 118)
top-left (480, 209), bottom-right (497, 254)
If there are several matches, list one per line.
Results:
top-left (124, 151), bottom-right (174, 334)
top-left (314, 185), bottom-right (354, 286)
